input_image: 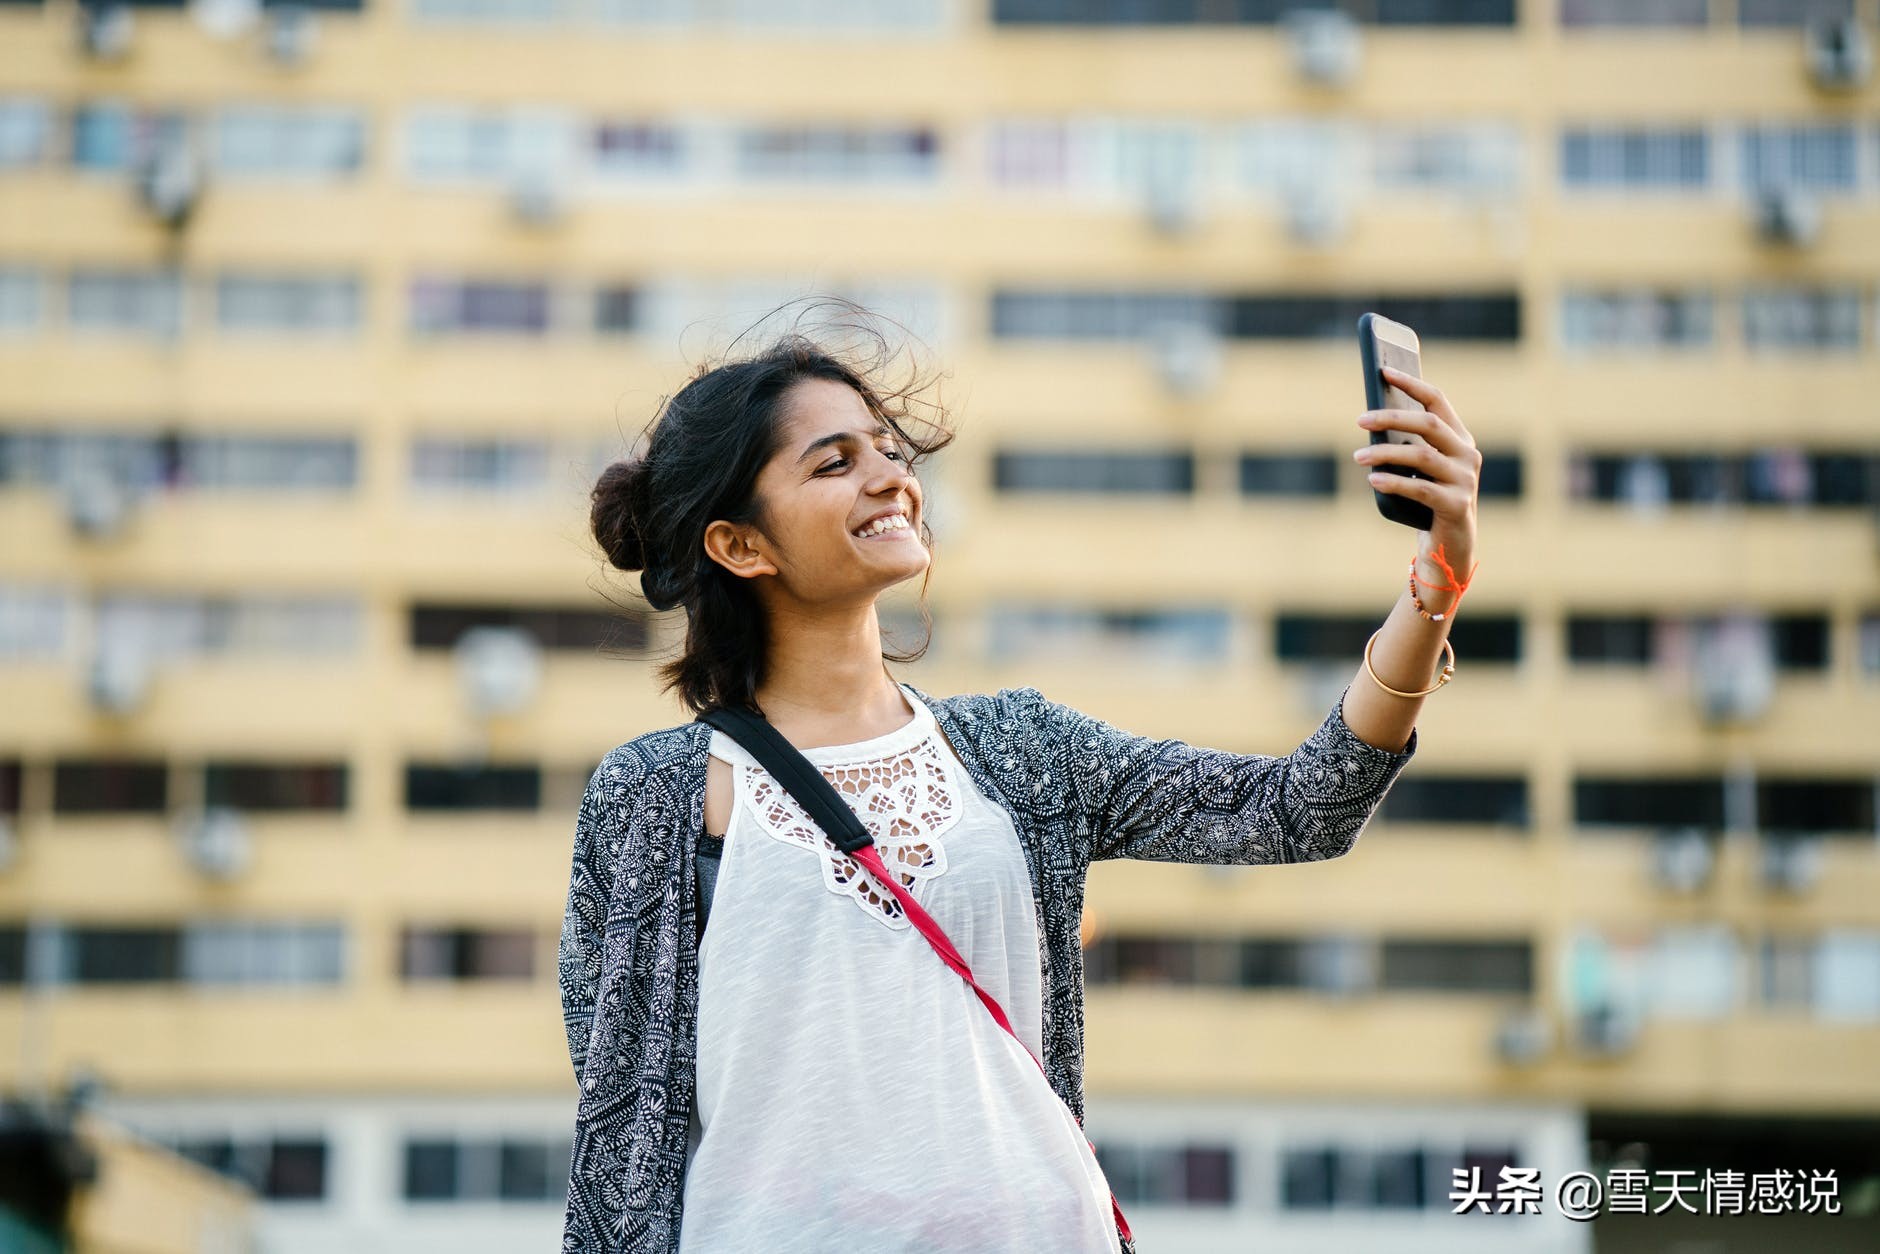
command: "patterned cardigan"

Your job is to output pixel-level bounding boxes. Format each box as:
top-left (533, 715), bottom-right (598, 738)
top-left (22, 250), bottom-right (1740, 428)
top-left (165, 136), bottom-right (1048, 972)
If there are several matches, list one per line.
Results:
top-left (559, 680), bottom-right (1418, 1253)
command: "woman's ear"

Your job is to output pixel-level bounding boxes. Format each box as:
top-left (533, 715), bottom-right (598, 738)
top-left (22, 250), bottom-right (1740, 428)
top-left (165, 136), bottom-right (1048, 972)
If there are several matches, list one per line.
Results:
top-left (703, 519), bottom-right (778, 581)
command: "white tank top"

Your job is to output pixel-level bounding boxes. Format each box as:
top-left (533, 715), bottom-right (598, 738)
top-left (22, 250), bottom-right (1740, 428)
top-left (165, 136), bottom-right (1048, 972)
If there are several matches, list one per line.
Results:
top-left (679, 682), bottom-right (1121, 1253)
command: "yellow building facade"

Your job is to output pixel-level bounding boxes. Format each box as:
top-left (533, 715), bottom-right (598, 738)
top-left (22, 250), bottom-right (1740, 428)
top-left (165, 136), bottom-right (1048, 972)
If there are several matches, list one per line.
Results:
top-left (1, 1), bottom-right (1877, 1250)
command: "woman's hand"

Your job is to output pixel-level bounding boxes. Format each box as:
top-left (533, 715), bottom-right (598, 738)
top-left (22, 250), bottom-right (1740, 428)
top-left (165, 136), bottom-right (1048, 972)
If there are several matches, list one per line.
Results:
top-left (1352, 365), bottom-right (1481, 602)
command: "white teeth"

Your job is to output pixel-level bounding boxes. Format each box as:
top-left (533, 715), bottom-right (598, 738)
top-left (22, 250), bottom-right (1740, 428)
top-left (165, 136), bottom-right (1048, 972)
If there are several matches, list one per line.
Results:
top-left (855, 514), bottom-right (909, 538)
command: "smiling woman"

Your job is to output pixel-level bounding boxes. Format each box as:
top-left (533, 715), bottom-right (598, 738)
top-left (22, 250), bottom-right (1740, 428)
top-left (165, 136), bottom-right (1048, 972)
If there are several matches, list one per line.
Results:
top-left (566, 300), bottom-right (1423, 1254)
top-left (588, 302), bottom-right (956, 718)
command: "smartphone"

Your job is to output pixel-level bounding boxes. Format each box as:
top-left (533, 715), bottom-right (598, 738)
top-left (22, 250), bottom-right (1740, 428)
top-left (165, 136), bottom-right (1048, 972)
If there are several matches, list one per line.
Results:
top-left (1357, 311), bottom-right (1434, 532)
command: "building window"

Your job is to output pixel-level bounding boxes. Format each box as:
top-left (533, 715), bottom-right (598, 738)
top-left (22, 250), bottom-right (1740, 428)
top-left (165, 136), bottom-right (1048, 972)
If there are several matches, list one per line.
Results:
top-left (1372, 1148), bottom-right (1430, 1207)
top-left (1741, 286), bottom-right (1862, 351)
top-left (1567, 611), bottom-right (1827, 671)
top-left (592, 285), bottom-right (638, 334)
top-left (1739, 123), bottom-right (1858, 193)
top-left (1559, 290), bottom-right (1714, 350)
top-left (0, 96), bottom-right (51, 169)
top-left (0, 928), bottom-right (24, 985)
top-left (990, 290), bottom-right (1214, 341)
top-left (1560, 0), bottom-right (1707, 26)
top-left (0, 584), bottom-right (67, 662)
top-left (1479, 452), bottom-right (1522, 498)
top-left (993, 1), bottom-right (1513, 24)
top-left (1759, 933), bottom-right (1815, 1010)
top-left (0, 430), bottom-right (356, 494)
top-left (1239, 453), bottom-right (1337, 497)
top-left (0, 267), bottom-right (42, 333)
top-left (734, 125), bottom-right (939, 184)
top-left (1566, 614), bottom-right (1653, 664)
top-left (91, 594), bottom-right (361, 659)
top-left (590, 121), bottom-right (686, 182)
top-left (404, 106), bottom-right (576, 184)
top-left (410, 0), bottom-right (561, 21)
top-left (1737, 0), bottom-right (1853, 27)
top-left (1224, 294), bottom-right (1520, 341)
top-left (1281, 1144), bottom-right (1455, 1210)
top-left (1369, 121), bottom-right (1521, 193)
top-left (1560, 126), bottom-right (1710, 190)
top-left (174, 1137), bottom-right (328, 1201)
top-left (409, 437), bottom-right (550, 493)
top-left (1236, 117), bottom-right (1363, 196)
top-left (1282, 1146), bottom-right (1341, 1209)
top-left (214, 105), bottom-right (364, 178)
top-left (215, 273), bottom-right (361, 334)
top-left (408, 603), bottom-right (648, 652)
top-left (992, 449), bottom-right (1194, 494)
top-left (1769, 614), bottom-right (1829, 670)
top-left (399, 927), bottom-right (537, 981)
top-left (1814, 931), bottom-right (1880, 1021)
top-left (402, 1136), bottom-right (570, 1202)
top-left (69, 102), bottom-right (191, 173)
top-left (1445, 615), bottom-right (1521, 663)
top-left (1094, 1142), bottom-right (1235, 1207)
top-left (1649, 925), bottom-right (1740, 1018)
top-left (986, 118), bottom-right (1075, 189)
top-left (404, 1140), bottom-right (458, 1199)
top-left (173, 435), bottom-right (359, 492)
top-left (67, 268), bottom-right (185, 338)
top-left (67, 927), bottom-right (182, 983)
top-left (181, 922), bottom-right (345, 986)
top-left (53, 758), bottom-right (167, 815)
top-left (1379, 939), bottom-right (1532, 994)
top-left (1277, 613), bottom-right (1520, 663)
top-left (1571, 450), bottom-right (1879, 508)
top-left (1379, 775), bottom-right (1529, 827)
top-left (409, 278), bottom-right (552, 335)
top-left (203, 762), bottom-right (348, 812)
top-left (986, 604), bottom-right (1231, 664)
top-left (404, 764), bottom-right (541, 811)
top-left (1757, 779), bottom-right (1876, 836)
top-left (1573, 776), bottom-right (1727, 830)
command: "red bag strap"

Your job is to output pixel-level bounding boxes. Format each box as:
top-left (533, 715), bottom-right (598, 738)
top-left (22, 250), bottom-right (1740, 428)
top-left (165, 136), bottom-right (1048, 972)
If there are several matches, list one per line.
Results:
top-left (850, 843), bottom-right (1134, 1247)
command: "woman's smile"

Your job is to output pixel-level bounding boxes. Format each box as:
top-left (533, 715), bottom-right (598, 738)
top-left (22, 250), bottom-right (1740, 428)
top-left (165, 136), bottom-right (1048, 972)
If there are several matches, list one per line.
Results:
top-left (851, 511), bottom-right (918, 541)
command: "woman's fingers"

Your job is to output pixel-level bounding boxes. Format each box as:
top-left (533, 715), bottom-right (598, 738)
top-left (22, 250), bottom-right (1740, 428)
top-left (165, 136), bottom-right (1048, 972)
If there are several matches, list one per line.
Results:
top-left (1380, 367), bottom-right (1473, 443)
top-left (1359, 407), bottom-right (1474, 460)
top-left (1355, 438), bottom-right (1478, 488)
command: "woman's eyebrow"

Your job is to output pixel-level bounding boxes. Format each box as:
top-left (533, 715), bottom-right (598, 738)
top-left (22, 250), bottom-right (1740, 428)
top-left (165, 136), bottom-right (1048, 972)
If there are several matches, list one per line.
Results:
top-left (796, 424), bottom-right (894, 464)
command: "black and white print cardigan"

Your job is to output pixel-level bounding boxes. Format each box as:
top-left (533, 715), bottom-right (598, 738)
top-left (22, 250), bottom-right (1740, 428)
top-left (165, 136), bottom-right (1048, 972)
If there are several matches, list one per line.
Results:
top-left (559, 680), bottom-right (1418, 1253)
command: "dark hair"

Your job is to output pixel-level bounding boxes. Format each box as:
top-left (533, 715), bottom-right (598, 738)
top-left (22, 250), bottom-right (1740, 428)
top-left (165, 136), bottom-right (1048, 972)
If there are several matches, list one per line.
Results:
top-left (590, 302), bottom-right (957, 717)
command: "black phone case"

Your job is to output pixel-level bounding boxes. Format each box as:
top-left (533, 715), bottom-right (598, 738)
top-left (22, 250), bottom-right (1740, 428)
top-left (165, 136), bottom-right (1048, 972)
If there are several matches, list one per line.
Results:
top-left (1357, 312), bottom-right (1435, 532)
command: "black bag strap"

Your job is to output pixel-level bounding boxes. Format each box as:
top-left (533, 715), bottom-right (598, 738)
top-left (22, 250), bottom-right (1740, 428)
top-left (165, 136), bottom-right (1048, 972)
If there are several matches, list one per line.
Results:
top-left (690, 706), bottom-right (879, 942)
top-left (696, 706), bottom-right (877, 853)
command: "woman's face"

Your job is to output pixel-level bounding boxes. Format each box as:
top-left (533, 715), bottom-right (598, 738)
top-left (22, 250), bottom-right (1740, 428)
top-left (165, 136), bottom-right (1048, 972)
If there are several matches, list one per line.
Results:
top-left (725, 376), bottom-right (929, 604)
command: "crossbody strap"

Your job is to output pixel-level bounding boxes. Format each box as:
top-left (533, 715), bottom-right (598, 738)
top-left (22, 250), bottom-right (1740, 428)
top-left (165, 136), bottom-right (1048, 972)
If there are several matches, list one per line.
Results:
top-left (694, 705), bottom-right (1133, 1247)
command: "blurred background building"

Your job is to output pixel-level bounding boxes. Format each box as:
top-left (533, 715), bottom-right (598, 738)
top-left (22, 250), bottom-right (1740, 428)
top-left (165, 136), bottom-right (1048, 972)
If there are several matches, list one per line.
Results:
top-left (1, 0), bottom-right (1878, 1251)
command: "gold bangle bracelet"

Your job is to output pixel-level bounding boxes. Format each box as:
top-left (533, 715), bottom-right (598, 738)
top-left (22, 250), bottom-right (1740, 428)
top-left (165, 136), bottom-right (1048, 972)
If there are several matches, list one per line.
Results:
top-left (1363, 628), bottom-right (1456, 699)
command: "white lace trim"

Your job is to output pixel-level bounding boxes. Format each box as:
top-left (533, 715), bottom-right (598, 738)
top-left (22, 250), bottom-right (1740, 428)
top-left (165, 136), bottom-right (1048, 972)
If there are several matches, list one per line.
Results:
top-left (720, 693), bottom-right (962, 931)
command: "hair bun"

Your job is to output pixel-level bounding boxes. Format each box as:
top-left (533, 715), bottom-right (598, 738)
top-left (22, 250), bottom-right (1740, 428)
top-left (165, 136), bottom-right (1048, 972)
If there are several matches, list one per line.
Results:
top-left (591, 456), bottom-right (655, 573)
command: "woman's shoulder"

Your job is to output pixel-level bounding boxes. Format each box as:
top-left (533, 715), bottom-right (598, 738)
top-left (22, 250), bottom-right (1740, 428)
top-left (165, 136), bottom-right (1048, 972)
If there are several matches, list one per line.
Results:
top-left (903, 681), bottom-right (1068, 745)
top-left (588, 720), bottom-right (712, 793)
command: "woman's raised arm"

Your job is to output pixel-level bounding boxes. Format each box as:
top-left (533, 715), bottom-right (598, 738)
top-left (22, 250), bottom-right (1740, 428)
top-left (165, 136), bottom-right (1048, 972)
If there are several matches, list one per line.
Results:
top-left (1023, 684), bottom-right (1417, 867)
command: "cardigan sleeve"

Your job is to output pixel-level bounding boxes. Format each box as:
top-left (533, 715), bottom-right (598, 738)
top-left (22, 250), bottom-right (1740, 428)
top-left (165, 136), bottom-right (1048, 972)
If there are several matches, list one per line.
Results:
top-left (1021, 682), bottom-right (1417, 866)
top-left (558, 746), bottom-right (637, 1086)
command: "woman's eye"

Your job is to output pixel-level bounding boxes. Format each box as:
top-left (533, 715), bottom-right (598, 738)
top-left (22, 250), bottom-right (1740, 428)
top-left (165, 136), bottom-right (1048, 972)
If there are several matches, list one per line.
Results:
top-left (819, 449), bottom-right (902, 473)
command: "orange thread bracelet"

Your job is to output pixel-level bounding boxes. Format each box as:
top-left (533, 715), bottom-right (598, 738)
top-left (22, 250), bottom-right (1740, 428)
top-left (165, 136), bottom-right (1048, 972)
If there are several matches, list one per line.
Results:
top-left (1408, 542), bottom-right (1479, 623)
